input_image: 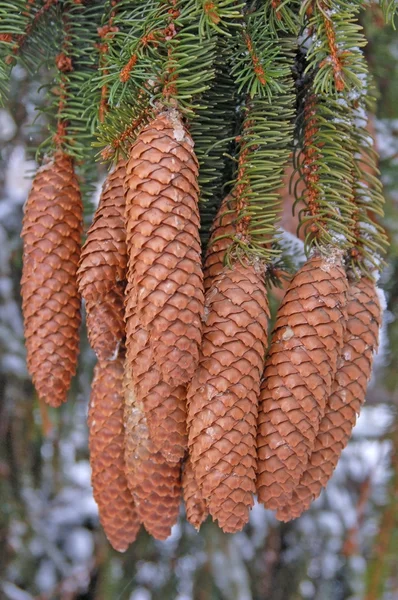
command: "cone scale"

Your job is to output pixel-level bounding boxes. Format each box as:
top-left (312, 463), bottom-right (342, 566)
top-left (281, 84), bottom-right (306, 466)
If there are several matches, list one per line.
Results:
top-left (203, 195), bottom-right (236, 292)
top-left (182, 455), bottom-right (208, 531)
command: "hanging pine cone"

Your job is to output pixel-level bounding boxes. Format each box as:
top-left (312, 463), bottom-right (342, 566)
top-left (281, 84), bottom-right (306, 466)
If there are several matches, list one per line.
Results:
top-left (77, 160), bottom-right (127, 361)
top-left (182, 455), bottom-right (208, 531)
top-left (124, 371), bottom-right (182, 541)
top-left (124, 110), bottom-right (204, 388)
top-left (88, 357), bottom-right (140, 551)
top-left (21, 152), bottom-right (82, 407)
top-left (276, 277), bottom-right (382, 521)
top-left (187, 262), bottom-right (270, 533)
top-left (125, 289), bottom-right (187, 462)
top-left (256, 254), bottom-right (348, 510)
top-left (123, 110), bottom-right (204, 461)
top-left (203, 195), bottom-right (236, 291)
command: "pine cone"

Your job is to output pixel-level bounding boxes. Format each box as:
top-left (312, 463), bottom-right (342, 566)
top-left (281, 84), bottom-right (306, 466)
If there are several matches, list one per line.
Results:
top-left (182, 455), bottom-right (208, 530)
top-left (203, 195), bottom-right (236, 291)
top-left (124, 110), bottom-right (204, 388)
top-left (256, 254), bottom-right (348, 510)
top-left (21, 152), bottom-right (82, 407)
top-left (187, 263), bottom-right (270, 533)
top-left (88, 358), bottom-right (140, 551)
top-left (77, 160), bottom-right (127, 361)
top-left (276, 277), bottom-right (382, 521)
top-left (125, 288), bottom-right (187, 462)
top-left (124, 371), bottom-right (182, 541)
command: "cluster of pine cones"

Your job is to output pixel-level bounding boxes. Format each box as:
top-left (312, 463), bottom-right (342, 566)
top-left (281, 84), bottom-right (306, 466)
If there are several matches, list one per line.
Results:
top-left (21, 110), bottom-right (382, 552)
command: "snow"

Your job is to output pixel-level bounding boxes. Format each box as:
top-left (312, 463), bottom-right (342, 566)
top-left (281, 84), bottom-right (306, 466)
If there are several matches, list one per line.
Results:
top-left (130, 589), bottom-right (152, 600)
top-left (352, 404), bottom-right (393, 438)
top-left (0, 109), bottom-right (17, 141)
top-left (277, 227), bottom-right (306, 267)
top-left (299, 579), bottom-right (315, 598)
top-left (1, 582), bottom-right (34, 600)
top-left (64, 529), bottom-right (94, 562)
top-left (4, 146), bottom-right (36, 203)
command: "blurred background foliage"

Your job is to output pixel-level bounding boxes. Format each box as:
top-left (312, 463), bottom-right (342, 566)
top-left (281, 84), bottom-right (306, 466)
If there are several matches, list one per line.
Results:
top-left (0, 5), bottom-right (398, 600)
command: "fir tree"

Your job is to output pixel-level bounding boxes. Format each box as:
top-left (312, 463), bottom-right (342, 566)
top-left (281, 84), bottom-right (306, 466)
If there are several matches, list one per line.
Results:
top-left (1, 0), bottom-right (396, 547)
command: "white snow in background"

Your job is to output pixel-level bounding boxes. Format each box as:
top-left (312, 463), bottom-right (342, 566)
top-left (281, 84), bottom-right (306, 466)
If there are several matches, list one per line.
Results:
top-left (0, 109), bottom-right (17, 141)
top-left (91, 177), bottom-right (106, 209)
top-left (352, 404), bottom-right (394, 438)
top-left (248, 499), bottom-right (270, 548)
top-left (1, 582), bottom-right (34, 600)
top-left (373, 307), bottom-right (394, 370)
top-left (277, 227), bottom-right (306, 267)
top-left (64, 529), bottom-right (94, 562)
top-left (136, 561), bottom-right (171, 588)
top-left (299, 580), bottom-right (315, 598)
top-left (376, 287), bottom-right (388, 312)
top-left (4, 146), bottom-right (36, 203)
top-left (375, 118), bottom-right (398, 160)
top-left (212, 539), bottom-right (252, 600)
top-left (130, 588), bottom-right (152, 600)
top-left (68, 460), bottom-right (92, 488)
top-left (34, 560), bottom-right (57, 593)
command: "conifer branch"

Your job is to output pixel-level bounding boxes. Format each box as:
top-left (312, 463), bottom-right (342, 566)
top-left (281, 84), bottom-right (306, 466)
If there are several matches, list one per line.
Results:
top-left (294, 88), bottom-right (356, 254)
top-left (196, 0), bottom-right (244, 36)
top-left (301, 0), bottom-right (367, 95)
top-left (346, 85), bottom-right (389, 277)
top-left (37, 0), bottom-right (102, 179)
top-left (380, 0), bottom-right (398, 26)
top-left (189, 39), bottom-right (237, 249)
top-left (263, 0), bottom-right (300, 35)
top-left (231, 11), bottom-right (292, 99)
top-left (227, 88), bottom-right (295, 268)
top-left (0, 0), bottom-right (55, 101)
top-left (97, 2), bottom-right (120, 123)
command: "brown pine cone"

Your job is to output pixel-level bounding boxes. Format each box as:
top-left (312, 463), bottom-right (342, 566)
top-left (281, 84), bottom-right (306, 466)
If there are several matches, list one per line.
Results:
top-left (125, 287), bottom-right (187, 462)
top-left (203, 195), bottom-right (236, 291)
top-left (124, 110), bottom-right (204, 388)
top-left (77, 160), bottom-right (127, 361)
top-left (276, 277), bottom-right (382, 521)
top-left (124, 371), bottom-right (182, 541)
top-left (21, 152), bottom-right (82, 407)
top-left (88, 358), bottom-right (140, 551)
top-left (187, 262), bottom-right (270, 533)
top-left (256, 254), bottom-right (348, 510)
top-left (182, 455), bottom-right (208, 530)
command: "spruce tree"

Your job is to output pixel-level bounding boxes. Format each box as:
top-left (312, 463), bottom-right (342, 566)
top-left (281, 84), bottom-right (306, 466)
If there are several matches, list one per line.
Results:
top-left (1, 0), bottom-right (395, 549)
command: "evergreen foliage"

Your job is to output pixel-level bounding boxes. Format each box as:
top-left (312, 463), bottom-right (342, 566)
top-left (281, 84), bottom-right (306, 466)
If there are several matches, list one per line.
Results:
top-left (1, 0), bottom-right (394, 281)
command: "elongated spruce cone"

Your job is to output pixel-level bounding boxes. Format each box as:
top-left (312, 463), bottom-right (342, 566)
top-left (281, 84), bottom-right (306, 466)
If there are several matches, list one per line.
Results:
top-left (256, 254), bottom-right (348, 510)
top-left (88, 358), bottom-right (140, 551)
top-left (21, 152), bottom-right (82, 407)
top-left (124, 110), bottom-right (204, 388)
top-left (125, 287), bottom-right (187, 462)
top-left (77, 160), bottom-right (127, 361)
top-left (188, 263), bottom-right (270, 533)
top-left (276, 277), bottom-right (382, 521)
top-left (124, 372), bottom-right (181, 540)
top-left (182, 455), bottom-right (208, 530)
top-left (203, 195), bottom-right (236, 291)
